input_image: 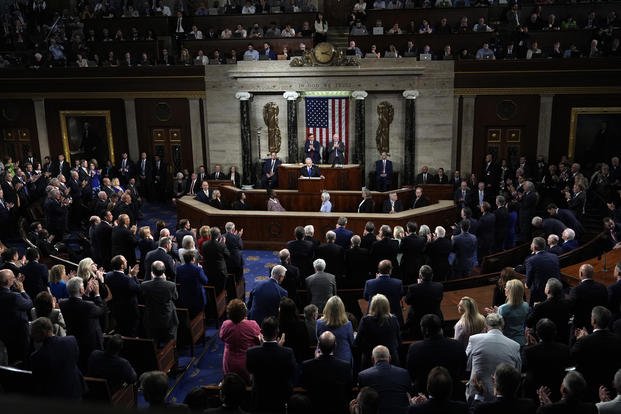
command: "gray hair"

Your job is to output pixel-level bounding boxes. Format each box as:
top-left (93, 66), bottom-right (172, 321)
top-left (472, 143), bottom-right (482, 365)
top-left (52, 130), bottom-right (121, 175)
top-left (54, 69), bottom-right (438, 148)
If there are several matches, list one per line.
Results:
top-left (225, 221), bottom-right (235, 232)
top-left (545, 277), bottom-right (563, 297)
top-left (321, 192), bottom-right (330, 202)
top-left (562, 228), bottom-right (575, 240)
top-left (313, 258), bottom-right (326, 272)
top-left (326, 230), bottom-right (336, 242)
top-left (434, 226), bottom-right (446, 238)
top-left (304, 225), bottom-right (314, 236)
top-left (372, 345), bottom-right (390, 362)
top-left (419, 225), bottom-right (431, 237)
top-left (562, 371), bottom-right (586, 398)
top-left (67, 276), bottom-right (84, 297)
top-left (485, 313), bottom-right (504, 329)
top-left (181, 235), bottom-right (195, 250)
top-left (271, 264), bottom-right (287, 279)
top-left (159, 236), bottom-right (172, 248)
top-left (532, 216), bottom-right (543, 227)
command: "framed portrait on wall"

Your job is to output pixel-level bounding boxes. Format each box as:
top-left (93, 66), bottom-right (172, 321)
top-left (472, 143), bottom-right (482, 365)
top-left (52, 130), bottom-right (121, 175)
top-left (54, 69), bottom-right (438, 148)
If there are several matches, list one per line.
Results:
top-left (568, 107), bottom-right (621, 165)
top-left (59, 110), bottom-right (115, 164)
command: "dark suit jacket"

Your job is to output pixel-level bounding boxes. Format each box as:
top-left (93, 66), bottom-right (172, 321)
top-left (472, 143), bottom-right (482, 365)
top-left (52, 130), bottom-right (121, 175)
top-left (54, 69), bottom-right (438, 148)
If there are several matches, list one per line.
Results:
top-left (59, 296), bottom-right (105, 368)
top-left (399, 234), bottom-right (427, 284)
top-left (376, 159), bottom-right (393, 190)
top-left (287, 239), bottom-right (315, 277)
top-left (569, 279), bottom-right (608, 329)
top-left (553, 208), bottom-right (584, 237)
top-left (246, 342), bottom-right (296, 412)
top-left (316, 242), bottom-right (345, 277)
top-left (523, 341), bottom-right (570, 401)
top-left (304, 140), bottom-right (321, 164)
top-left (301, 355), bottom-right (353, 414)
top-left (143, 247), bottom-right (177, 281)
top-left (410, 399), bottom-right (468, 414)
top-left (140, 277), bottom-right (179, 343)
top-left (21, 260), bottom-right (49, 301)
top-left (202, 239), bottom-right (230, 293)
top-left (344, 246), bottom-right (372, 287)
top-left (224, 231), bottom-right (244, 274)
top-left (31, 335), bottom-right (85, 399)
top-left (454, 188), bottom-right (473, 209)
top-left (92, 221), bottom-right (113, 266)
top-left (537, 398), bottom-right (597, 414)
top-left (51, 160), bottom-right (70, 178)
top-left (406, 335), bottom-right (467, 399)
top-left (427, 237), bottom-right (452, 281)
top-left (572, 329), bottom-right (621, 401)
top-left (476, 212), bottom-right (496, 255)
top-left (334, 226), bottom-right (354, 249)
top-left (382, 199), bottom-right (404, 213)
top-left (560, 239), bottom-right (579, 253)
top-left (364, 275), bottom-right (404, 325)
top-left (110, 226), bottom-right (137, 265)
top-left (415, 173), bottom-right (437, 185)
top-left (542, 218), bottom-right (567, 238)
top-left (175, 263), bottom-right (209, 316)
top-left (412, 196), bottom-right (430, 209)
top-left (105, 270), bottom-right (141, 336)
top-left (608, 279), bottom-right (621, 318)
top-left (0, 286), bottom-right (33, 363)
top-left (474, 397), bottom-right (536, 414)
top-left (194, 189), bottom-right (211, 204)
top-left (280, 262), bottom-right (300, 304)
top-left (405, 281), bottom-right (444, 337)
top-left (358, 361), bottom-right (412, 414)
top-left (358, 198), bottom-right (375, 213)
top-left (247, 278), bottom-right (288, 324)
top-left (525, 297), bottom-right (571, 343)
top-left (452, 232), bottom-right (477, 276)
top-left (354, 314), bottom-right (401, 368)
top-left (370, 238), bottom-right (400, 275)
top-left (299, 165), bottom-right (321, 178)
top-left (326, 141), bottom-right (346, 165)
top-left (87, 350), bottom-right (137, 391)
top-left (493, 206), bottom-right (510, 249)
top-left (525, 251), bottom-right (560, 305)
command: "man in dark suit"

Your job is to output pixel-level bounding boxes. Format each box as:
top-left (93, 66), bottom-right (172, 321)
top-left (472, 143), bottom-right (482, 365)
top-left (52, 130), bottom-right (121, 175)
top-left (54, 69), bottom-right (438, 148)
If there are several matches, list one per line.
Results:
top-left (51, 154), bottom-right (70, 179)
top-left (376, 152), bottom-right (393, 191)
top-left (277, 249), bottom-right (300, 307)
top-left (301, 331), bottom-right (353, 414)
top-left (358, 188), bottom-right (375, 213)
top-left (454, 181), bottom-right (473, 211)
top-left (141, 261), bottom-right (179, 344)
top-left (304, 134), bottom-right (321, 164)
top-left (316, 230), bottom-right (345, 279)
top-left (261, 152), bottom-right (282, 189)
top-left (151, 155), bottom-right (168, 202)
top-left (537, 371), bottom-right (598, 414)
top-left (451, 220), bottom-right (477, 279)
top-left (609, 262), bottom-right (621, 319)
top-left (202, 227), bottom-right (230, 293)
top-left (358, 345), bottom-right (412, 414)
top-left (110, 214), bottom-right (137, 266)
top-left (306, 259), bottom-right (337, 311)
top-left (473, 182), bottom-right (493, 216)
top-left (143, 236), bottom-right (176, 281)
top-left (92, 210), bottom-right (113, 264)
top-left (493, 195), bottom-right (510, 251)
top-left (87, 334), bottom-right (137, 392)
top-left (532, 215), bottom-right (567, 239)
top-left (525, 278), bottom-right (571, 343)
top-left (44, 188), bottom-right (69, 242)
top-left (473, 363), bottom-right (537, 414)
top-left (415, 166), bottom-right (436, 185)
top-left (569, 264), bottom-right (608, 331)
top-left (21, 247), bottom-right (49, 301)
top-left (287, 226), bottom-right (315, 278)
top-left (206, 373), bottom-right (247, 414)
top-left (399, 222), bottom-right (426, 285)
top-left (560, 228), bottom-right (579, 253)
top-left (364, 260), bottom-right (404, 326)
top-left (248, 265), bottom-right (288, 324)
top-left (407, 314), bottom-right (466, 401)
top-left (546, 203), bottom-right (584, 239)
top-left (303, 225), bottom-right (321, 252)
top-left (299, 157), bottom-right (321, 178)
top-left (547, 235), bottom-right (565, 256)
top-left (409, 367), bottom-right (468, 414)
top-left (105, 255), bottom-right (141, 337)
top-left (382, 192), bottom-right (404, 214)
top-left (246, 317), bottom-right (296, 412)
top-left (344, 235), bottom-right (372, 288)
top-left (571, 306), bottom-right (621, 402)
top-left (176, 252), bottom-right (209, 317)
top-left (116, 152), bottom-right (133, 186)
top-left (361, 221), bottom-right (377, 249)
top-left (194, 180), bottom-right (211, 204)
top-left (427, 226), bottom-right (453, 282)
top-left (326, 134), bottom-right (346, 166)
top-left (30, 317), bottom-right (85, 400)
top-left (137, 152), bottom-right (152, 201)
top-left (59, 276), bottom-right (105, 370)
top-left (224, 221), bottom-right (244, 291)
top-left (412, 186), bottom-right (431, 209)
top-left (370, 225), bottom-right (400, 275)
top-left (210, 164), bottom-right (226, 180)
top-left (405, 265), bottom-right (443, 339)
top-left (518, 181), bottom-right (538, 243)
top-left (334, 216), bottom-right (354, 249)
top-left (0, 268), bottom-right (33, 364)
top-left (476, 202), bottom-right (496, 260)
top-left (480, 153), bottom-right (500, 192)
top-left (525, 237), bottom-right (560, 305)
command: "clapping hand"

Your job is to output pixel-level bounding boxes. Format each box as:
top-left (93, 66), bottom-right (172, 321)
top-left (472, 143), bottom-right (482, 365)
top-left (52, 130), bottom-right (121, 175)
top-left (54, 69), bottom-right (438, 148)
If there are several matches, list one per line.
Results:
top-left (599, 385), bottom-right (611, 403)
top-left (575, 327), bottom-right (589, 340)
top-left (537, 386), bottom-right (552, 406)
top-left (410, 393), bottom-right (427, 405)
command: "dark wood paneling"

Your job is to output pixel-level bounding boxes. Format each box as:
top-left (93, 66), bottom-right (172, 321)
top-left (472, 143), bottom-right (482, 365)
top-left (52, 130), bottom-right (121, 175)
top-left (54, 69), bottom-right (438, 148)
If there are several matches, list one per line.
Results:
top-left (0, 99), bottom-right (40, 160)
top-left (472, 95), bottom-right (540, 174)
top-left (135, 98), bottom-right (194, 171)
top-left (44, 99), bottom-right (128, 163)
top-left (181, 37), bottom-right (313, 56)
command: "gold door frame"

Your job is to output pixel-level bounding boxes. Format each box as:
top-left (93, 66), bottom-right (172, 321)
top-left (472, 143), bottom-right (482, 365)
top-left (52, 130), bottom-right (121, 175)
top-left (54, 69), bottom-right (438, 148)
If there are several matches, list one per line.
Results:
top-left (568, 107), bottom-right (621, 160)
top-left (59, 110), bottom-right (115, 163)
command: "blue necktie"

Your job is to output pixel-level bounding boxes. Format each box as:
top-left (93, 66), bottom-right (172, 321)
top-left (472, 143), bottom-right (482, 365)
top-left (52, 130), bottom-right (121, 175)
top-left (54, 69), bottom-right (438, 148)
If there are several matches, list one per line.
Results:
top-left (307, 167), bottom-right (311, 176)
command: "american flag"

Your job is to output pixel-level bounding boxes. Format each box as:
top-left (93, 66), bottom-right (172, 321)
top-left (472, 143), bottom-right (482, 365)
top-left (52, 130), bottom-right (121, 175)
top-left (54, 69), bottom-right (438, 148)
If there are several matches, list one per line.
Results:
top-left (305, 97), bottom-right (350, 163)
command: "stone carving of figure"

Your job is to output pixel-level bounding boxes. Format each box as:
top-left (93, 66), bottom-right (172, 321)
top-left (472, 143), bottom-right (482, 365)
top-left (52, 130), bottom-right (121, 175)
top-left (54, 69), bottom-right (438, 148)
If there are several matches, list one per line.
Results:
top-left (376, 101), bottom-right (394, 154)
top-left (263, 102), bottom-right (282, 154)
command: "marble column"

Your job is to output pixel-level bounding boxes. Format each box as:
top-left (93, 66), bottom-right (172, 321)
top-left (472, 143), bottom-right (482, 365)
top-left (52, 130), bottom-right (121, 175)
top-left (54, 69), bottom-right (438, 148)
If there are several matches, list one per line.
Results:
top-left (235, 91), bottom-right (253, 186)
top-left (460, 96), bottom-right (476, 174)
top-left (33, 99), bottom-right (50, 159)
top-left (188, 98), bottom-right (203, 170)
top-left (351, 90), bottom-right (368, 187)
top-left (537, 94), bottom-right (554, 159)
top-left (403, 90), bottom-right (419, 186)
top-left (283, 91), bottom-right (300, 163)
top-left (123, 99), bottom-right (139, 160)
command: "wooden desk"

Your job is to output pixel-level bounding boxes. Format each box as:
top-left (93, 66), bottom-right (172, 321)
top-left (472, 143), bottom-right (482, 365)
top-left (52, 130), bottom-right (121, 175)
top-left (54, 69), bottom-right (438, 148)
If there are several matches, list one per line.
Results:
top-left (279, 164), bottom-right (361, 191)
top-left (298, 177), bottom-right (325, 194)
top-left (561, 248), bottom-right (621, 287)
top-left (177, 196), bottom-right (455, 250)
top-left (441, 285), bottom-right (495, 322)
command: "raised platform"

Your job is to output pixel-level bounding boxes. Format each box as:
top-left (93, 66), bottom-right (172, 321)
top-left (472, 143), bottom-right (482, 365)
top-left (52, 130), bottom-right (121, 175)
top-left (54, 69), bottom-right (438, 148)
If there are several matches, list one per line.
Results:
top-left (278, 164), bottom-right (362, 191)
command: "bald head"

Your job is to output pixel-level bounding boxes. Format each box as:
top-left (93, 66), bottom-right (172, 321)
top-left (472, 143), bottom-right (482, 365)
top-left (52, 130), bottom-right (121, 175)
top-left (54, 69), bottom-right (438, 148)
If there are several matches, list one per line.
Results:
top-left (0, 269), bottom-right (13, 287)
top-left (318, 331), bottom-right (336, 355)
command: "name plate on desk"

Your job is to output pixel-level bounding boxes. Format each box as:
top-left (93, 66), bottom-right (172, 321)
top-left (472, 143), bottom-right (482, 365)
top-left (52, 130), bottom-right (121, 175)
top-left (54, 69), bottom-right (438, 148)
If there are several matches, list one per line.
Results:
top-left (298, 176), bottom-right (325, 193)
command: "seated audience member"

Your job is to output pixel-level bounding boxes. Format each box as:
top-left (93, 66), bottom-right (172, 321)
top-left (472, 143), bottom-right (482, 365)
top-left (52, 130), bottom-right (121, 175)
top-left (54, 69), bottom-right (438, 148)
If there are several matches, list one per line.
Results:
top-left (569, 264), bottom-right (608, 331)
top-left (231, 192), bottom-right (249, 210)
top-left (210, 189), bottom-right (225, 209)
top-left (355, 293), bottom-right (401, 369)
top-left (523, 318), bottom-right (570, 401)
top-left (87, 333), bottom-right (137, 391)
top-left (537, 371), bottom-right (597, 414)
top-left (358, 188), bottom-right (375, 213)
top-left (412, 186), bottom-right (430, 209)
top-left (301, 331), bottom-right (353, 414)
top-left (596, 369), bottom-right (621, 414)
top-left (141, 261), bottom-right (179, 344)
top-left (560, 228), bottom-right (578, 253)
top-left (194, 180), bottom-right (211, 203)
top-left (278, 297), bottom-right (309, 363)
top-left (316, 296), bottom-right (354, 364)
top-left (410, 367), bottom-right (468, 414)
top-left (30, 317), bottom-right (85, 400)
top-left (261, 152), bottom-right (281, 189)
top-left (31, 291), bottom-right (66, 337)
top-left (350, 386), bottom-right (380, 414)
top-left (320, 191), bottom-right (332, 212)
top-left (472, 363), bottom-right (536, 414)
top-left (496, 279), bottom-right (530, 346)
top-left (364, 260), bottom-right (404, 326)
top-left (220, 299), bottom-right (260, 384)
top-left (525, 278), bottom-right (571, 343)
top-left (547, 234), bottom-right (564, 255)
top-left (176, 251), bottom-right (209, 318)
top-left (246, 317), bottom-right (296, 412)
top-left (267, 188), bottom-right (286, 211)
top-left (306, 259), bottom-right (337, 311)
top-left (571, 306), bottom-right (621, 402)
top-left (382, 191), bottom-right (403, 213)
top-left (453, 296), bottom-right (486, 347)
top-left (205, 373), bottom-right (247, 413)
top-left (358, 345), bottom-right (412, 414)
top-left (141, 370), bottom-right (186, 410)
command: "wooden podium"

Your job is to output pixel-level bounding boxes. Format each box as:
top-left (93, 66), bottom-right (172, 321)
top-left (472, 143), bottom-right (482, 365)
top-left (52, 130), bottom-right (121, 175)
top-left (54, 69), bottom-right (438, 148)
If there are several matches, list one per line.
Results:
top-left (298, 177), bottom-right (325, 193)
top-left (279, 164), bottom-right (361, 190)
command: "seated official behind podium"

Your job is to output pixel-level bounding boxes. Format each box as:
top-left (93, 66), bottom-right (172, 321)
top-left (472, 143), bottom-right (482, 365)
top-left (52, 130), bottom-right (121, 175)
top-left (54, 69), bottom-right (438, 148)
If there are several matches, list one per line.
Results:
top-left (300, 157), bottom-right (321, 178)
top-left (304, 134), bottom-right (321, 164)
top-left (326, 134), bottom-right (346, 166)
top-left (358, 188), bottom-right (375, 213)
top-left (194, 180), bottom-right (211, 204)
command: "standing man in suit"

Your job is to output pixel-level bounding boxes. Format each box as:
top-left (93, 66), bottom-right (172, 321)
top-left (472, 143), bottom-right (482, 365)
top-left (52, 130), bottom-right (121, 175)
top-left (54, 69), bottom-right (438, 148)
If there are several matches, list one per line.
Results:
top-left (224, 221), bottom-right (244, 296)
top-left (176, 252), bottom-right (209, 318)
top-left (376, 152), bottom-right (393, 192)
top-left (116, 152), bottom-right (133, 186)
top-left (370, 225), bottom-right (400, 275)
top-left (111, 214), bottom-right (138, 266)
top-left (304, 134), bottom-right (321, 164)
top-left (299, 157), bottom-right (321, 178)
top-left (481, 153), bottom-right (500, 192)
top-left (30, 317), bottom-right (85, 400)
top-left (261, 152), bottom-right (282, 189)
top-left (525, 237), bottom-right (560, 305)
top-left (569, 264), bottom-right (608, 331)
top-left (52, 153), bottom-right (70, 179)
top-left (44, 187), bottom-right (69, 242)
top-left (405, 265), bottom-right (443, 338)
top-left (301, 331), bottom-right (353, 414)
top-left (0, 268), bottom-right (33, 364)
top-left (466, 313), bottom-right (521, 399)
top-left (473, 364), bottom-right (537, 414)
top-left (141, 261), bottom-right (179, 344)
top-left (358, 345), bottom-right (412, 414)
top-left (137, 152), bottom-right (151, 201)
top-left (59, 276), bottom-right (105, 370)
top-left (358, 188), bottom-right (375, 213)
top-left (202, 227), bottom-right (230, 294)
top-left (246, 317), bottom-right (296, 412)
top-left (476, 202), bottom-right (496, 259)
top-left (143, 236), bottom-right (177, 281)
top-left (454, 180), bottom-right (473, 211)
top-left (305, 259), bottom-right (337, 311)
top-left (412, 186), bottom-right (430, 209)
top-left (287, 226), bottom-right (315, 278)
top-left (382, 191), bottom-right (403, 214)
top-left (364, 260), bottom-right (404, 325)
top-left (248, 265), bottom-right (288, 324)
top-left (546, 203), bottom-right (584, 239)
top-left (415, 166), bottom-right (436, 185)
top-left (344, 235), bottom-right (372, 287)
top-left (493, 195), bottom-right (510, 251)
top-left (518, 181), bottom-right (538, 243)
top-left (334, 216), bottom-right (354, 249)
top-left (451, 220), bottom-right (477, 278)
top-left (316, 231), bottom-right (345, 280)
top-left (277, 249), bottom-right (300, 308)
top-left (152, 155), bottom-right (168, 202)
top-left (399, 222), bottom-right (426, 285)
top-left (609, 262), bottom-right (621, 320)
top-left (525, 278), bottom-right (571, 343)
top-left (407, 315), bottom-right (466, 401)
top-left (327, 134), bottom-right (346, 166)
top-left (21, 247), bottom-right (49, 301)
top-left (105, 255), bottom-right (141, 337)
